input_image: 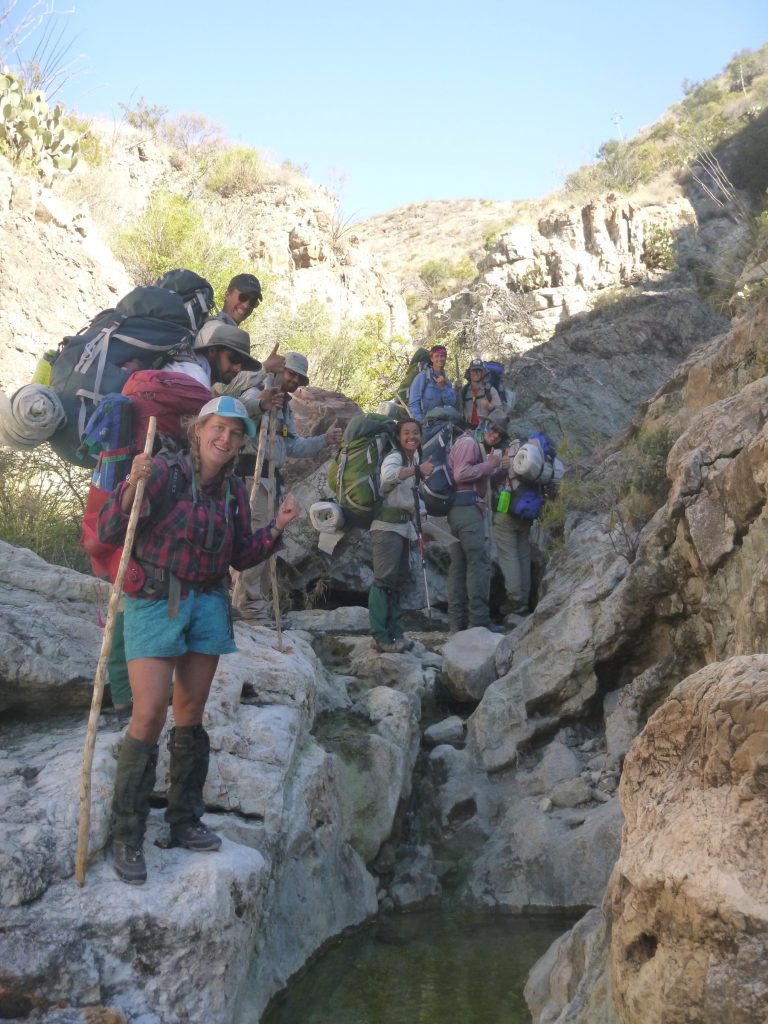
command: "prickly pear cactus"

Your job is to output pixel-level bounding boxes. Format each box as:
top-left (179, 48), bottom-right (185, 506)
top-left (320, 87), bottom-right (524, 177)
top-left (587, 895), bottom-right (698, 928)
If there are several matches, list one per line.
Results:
top-left (0, 70), bottom-right (80, 182)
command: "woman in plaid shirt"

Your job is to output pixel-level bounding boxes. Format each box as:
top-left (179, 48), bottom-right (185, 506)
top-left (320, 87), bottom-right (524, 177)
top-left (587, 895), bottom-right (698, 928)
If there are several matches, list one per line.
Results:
top-left (97, 395), bottom-right (300, 884)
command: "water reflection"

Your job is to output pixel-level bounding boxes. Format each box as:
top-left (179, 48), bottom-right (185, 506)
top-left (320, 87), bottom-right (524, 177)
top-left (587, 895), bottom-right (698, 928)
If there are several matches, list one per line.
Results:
top-left (261, 909), bottom-right (569, 1024)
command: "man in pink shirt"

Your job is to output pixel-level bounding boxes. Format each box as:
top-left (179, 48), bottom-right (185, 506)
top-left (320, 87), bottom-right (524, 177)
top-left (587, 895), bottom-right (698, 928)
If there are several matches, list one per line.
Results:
top-left (447, 409), bottom-right (511, 632)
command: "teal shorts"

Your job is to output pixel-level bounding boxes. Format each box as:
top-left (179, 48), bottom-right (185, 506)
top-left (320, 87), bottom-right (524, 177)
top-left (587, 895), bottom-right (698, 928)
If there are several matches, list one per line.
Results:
top-left (123, 587), bottom-right (236, 660)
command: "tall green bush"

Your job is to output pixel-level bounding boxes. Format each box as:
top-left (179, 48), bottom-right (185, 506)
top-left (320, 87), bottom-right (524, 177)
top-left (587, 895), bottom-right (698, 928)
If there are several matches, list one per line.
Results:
top-left (0, 447), bottom-right (90, 571)
top-left (113, 189), bottom-right (244, 303)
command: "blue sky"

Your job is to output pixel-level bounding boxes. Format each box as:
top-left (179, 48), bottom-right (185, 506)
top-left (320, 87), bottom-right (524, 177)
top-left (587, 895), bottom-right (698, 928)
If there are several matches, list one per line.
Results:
top-left (9, 0), bottom-right (768, 219)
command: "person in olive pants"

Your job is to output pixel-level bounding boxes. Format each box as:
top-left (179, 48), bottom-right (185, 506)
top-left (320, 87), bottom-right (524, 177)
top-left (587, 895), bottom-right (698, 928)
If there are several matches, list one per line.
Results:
top-left (446, 411), bottom-right (511, 631)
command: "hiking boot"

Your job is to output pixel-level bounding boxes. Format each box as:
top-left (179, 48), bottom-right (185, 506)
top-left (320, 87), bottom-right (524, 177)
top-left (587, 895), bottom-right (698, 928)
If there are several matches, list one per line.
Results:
top-left (170, 821), bottom-right (222, 852)
top-left (113, 840), bottom-right (147, 885)
top-left (374, 639), bottom-right (407, 654)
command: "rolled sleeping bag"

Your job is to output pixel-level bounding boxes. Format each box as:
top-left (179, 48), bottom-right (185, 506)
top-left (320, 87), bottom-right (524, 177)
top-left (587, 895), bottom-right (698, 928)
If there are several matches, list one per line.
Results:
top-left (309, 500), bottom-right (346, 532)
top-left (0, 384), bottom-right (66, 450)
top-left (512, 441), bottom-right (544, 481)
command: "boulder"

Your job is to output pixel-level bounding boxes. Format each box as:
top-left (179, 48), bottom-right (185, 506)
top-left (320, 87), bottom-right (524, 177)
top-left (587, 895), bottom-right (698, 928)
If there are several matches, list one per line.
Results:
top-left (610, 656), bottom-right (768, 1024)
top-left (442, 627), bottom-right (504, 702)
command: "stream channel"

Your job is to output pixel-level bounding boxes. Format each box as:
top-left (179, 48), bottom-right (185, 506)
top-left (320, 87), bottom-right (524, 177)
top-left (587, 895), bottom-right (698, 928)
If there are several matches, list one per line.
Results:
top-left (258, 908), bottom-right (569, 1024)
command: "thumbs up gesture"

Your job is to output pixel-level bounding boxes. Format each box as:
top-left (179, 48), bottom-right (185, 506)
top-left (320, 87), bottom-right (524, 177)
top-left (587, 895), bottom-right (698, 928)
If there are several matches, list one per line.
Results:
top-left (324, 418), bottom-right (343, 445)
top-left (262, 342), bottom-right (285, 376)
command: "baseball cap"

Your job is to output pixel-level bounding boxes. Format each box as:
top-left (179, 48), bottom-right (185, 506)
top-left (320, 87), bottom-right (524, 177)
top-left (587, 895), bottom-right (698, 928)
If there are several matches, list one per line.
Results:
top-left (227, 274), bottom-right (263, 303)
top-left (197, 395), bottom-right (256, 438)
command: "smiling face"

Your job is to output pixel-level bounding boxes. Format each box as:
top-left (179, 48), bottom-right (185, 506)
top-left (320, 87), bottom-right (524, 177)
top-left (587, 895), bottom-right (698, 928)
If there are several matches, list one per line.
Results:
top-left (222, 288), bottom-right (260, 325)
top-left (196, 414), bottom-right (246, 475)
top-left (397, 421), bottom-right (422, 455)
top-left (210, 347), bottom-right (244, 384)
top-left (282, 368), bottom-right (308, 393)
top-left (484, 426), bottom-right (504, 448)
top-left (430, 349), bottom-right (447, 374)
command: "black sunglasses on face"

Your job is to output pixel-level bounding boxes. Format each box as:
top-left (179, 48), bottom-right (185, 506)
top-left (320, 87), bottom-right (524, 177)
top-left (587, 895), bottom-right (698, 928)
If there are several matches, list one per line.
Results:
top-left (238, 291), bottom-right (261, 306)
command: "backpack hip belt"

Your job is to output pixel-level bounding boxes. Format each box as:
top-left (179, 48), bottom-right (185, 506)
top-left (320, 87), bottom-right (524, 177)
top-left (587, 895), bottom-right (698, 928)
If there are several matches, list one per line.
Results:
top-left (377, 507), bottom-right (412, 525)
top-left (135, 560), bottom-right (226, 618)
top-left (452, 491), bottom-right (479, 507)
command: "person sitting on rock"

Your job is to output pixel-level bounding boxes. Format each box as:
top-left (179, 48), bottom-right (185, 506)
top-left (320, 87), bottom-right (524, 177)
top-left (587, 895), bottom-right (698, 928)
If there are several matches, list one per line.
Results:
top-left (408, 343), bottom-right (457, 422)
top-left (235, 351), bottom-right (343, 624)
top-left (369, 418), bottom-right (434, 653)
top-left (447, 408), bottom-right (511, 633)
top-left (97, 395), bottom-right (301, 885)
top-left (458, 358), bottom-right (502, 428)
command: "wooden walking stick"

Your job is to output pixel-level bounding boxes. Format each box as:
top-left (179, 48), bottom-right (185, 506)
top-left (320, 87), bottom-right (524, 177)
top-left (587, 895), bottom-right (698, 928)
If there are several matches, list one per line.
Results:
top-left (231, 374), bottom-right (273, 609)
top-left (266, 373), bottom-right (286, 651)
top-left (75, 417), bottom-right (157, 887)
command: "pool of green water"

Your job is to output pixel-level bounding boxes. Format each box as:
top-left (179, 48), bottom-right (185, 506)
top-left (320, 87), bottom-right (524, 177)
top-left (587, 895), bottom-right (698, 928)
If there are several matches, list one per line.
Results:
top-left (260, 909), bottom-right (569, 1024)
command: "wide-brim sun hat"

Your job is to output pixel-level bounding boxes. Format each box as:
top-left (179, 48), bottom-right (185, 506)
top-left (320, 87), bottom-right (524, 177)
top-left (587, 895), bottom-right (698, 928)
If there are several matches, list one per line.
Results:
top-left (193, 321), bottom-right (262, 371)
top-left (482, 408), bottom-right (511, 440)
top-left (283, 351), bottom-right (310, 383)
top-left (198, 395), bottom-right (256, 437)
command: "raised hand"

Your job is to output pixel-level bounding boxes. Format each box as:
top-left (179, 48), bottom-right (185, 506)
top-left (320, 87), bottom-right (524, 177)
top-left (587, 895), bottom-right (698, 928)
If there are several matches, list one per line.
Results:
top-left (324, 419), bottom-right (343, 445)
top-left (276, 492), bottom-right (302, 528)
top-left (262, 343), bottom-right (285, 376)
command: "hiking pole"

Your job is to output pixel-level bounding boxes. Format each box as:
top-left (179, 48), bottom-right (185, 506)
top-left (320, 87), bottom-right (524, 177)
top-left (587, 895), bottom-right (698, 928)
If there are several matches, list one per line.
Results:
top-left (412, 465), bottom-right (431, 619)
top-left (231, 373), bottom-right (273, 609)
top-left (266, 372), bottom-right (285, 651)
top-left (75, 416), bottom-right (157, 887)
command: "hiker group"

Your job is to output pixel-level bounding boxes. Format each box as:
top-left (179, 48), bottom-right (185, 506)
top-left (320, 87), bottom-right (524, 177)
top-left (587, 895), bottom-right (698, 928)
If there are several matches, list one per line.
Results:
top-left (326, 341), bottom-right (563, 646)
top-left (3, 268), bottom-right (561, 886)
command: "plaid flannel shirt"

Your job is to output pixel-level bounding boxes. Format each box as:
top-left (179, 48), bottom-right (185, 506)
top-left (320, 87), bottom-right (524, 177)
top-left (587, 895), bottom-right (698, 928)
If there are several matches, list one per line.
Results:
top-left (97, 453), bottom-right (279, 587)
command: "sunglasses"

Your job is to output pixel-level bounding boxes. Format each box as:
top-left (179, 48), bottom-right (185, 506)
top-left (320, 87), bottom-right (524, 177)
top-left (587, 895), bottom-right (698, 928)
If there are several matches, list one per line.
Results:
top-left (238, 291), bottom-right (262, 306)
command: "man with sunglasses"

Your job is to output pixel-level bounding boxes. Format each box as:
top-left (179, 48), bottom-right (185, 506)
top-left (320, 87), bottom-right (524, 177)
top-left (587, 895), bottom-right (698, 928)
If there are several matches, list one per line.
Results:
top-left (212, 273), bottom-right (263, 328)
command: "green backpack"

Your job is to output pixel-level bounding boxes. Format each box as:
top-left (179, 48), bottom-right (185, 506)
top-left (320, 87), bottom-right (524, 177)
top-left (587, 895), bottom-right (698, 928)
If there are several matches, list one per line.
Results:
top-left (395, 347), bottom-right (431, 413)
top-left (327, 413), bottom-right (398, 528)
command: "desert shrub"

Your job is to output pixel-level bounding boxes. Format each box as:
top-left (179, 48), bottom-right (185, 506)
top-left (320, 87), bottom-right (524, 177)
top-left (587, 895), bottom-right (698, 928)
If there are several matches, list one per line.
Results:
top-left (545, 426), bottom-right (675, 563)
top-left (113, 188), bottom-right (243, 303)
top-left (418, 257), bottom-right (477, 297)
top-left (160, 113), bottom-right (223, 154)
top-left (642, 223), bottom-right (677, 271)
top-left (118, 96), bottom-right (167, 134)
top-left (63, 112), bottom-right (104, 166)
top-left (206, 146), bottom-right (264, 197)
top-left (249, 299), bottom-right (411, 410)
top-left (0, 447), bottom-right (90, 570)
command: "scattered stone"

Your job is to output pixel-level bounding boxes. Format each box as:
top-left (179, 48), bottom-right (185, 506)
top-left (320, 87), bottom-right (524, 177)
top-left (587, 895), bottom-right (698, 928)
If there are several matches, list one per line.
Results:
top-left (550, 778), bottom-right (592, 808)
top-left (423, 716), bottom-right (465, 748)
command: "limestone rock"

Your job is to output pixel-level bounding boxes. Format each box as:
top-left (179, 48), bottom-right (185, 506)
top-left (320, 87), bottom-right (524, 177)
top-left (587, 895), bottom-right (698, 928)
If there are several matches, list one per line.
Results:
top-left (442, 627), bottom-right (504, 702)
top-left (424, 715), bottom-right (465, 748)
top-left (610, 657), bottom-right (768, 1024)
top-left (525, 906), bottom-right (618, 1024)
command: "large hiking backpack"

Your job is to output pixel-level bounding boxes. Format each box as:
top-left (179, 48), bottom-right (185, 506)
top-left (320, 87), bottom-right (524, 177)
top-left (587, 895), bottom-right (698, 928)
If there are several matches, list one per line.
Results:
top-left (122, 370), bottom-right (211, 450)
top-left (395, 347), bottom-right (430, 413)
top-left (154, 269), bottom-right (214, 331)
top-left (48, 285), bottom-right (195, 463)
top-left (512, 432), bottom-right (564, 486)
top-left (418, 419), bottom-right (463, 517)
top-left (507, 433), bottom-right (564, 521)
top-left (327, 413), bottom-right (397, 528)
top-left (461, 360), bottom-right (515, 409)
